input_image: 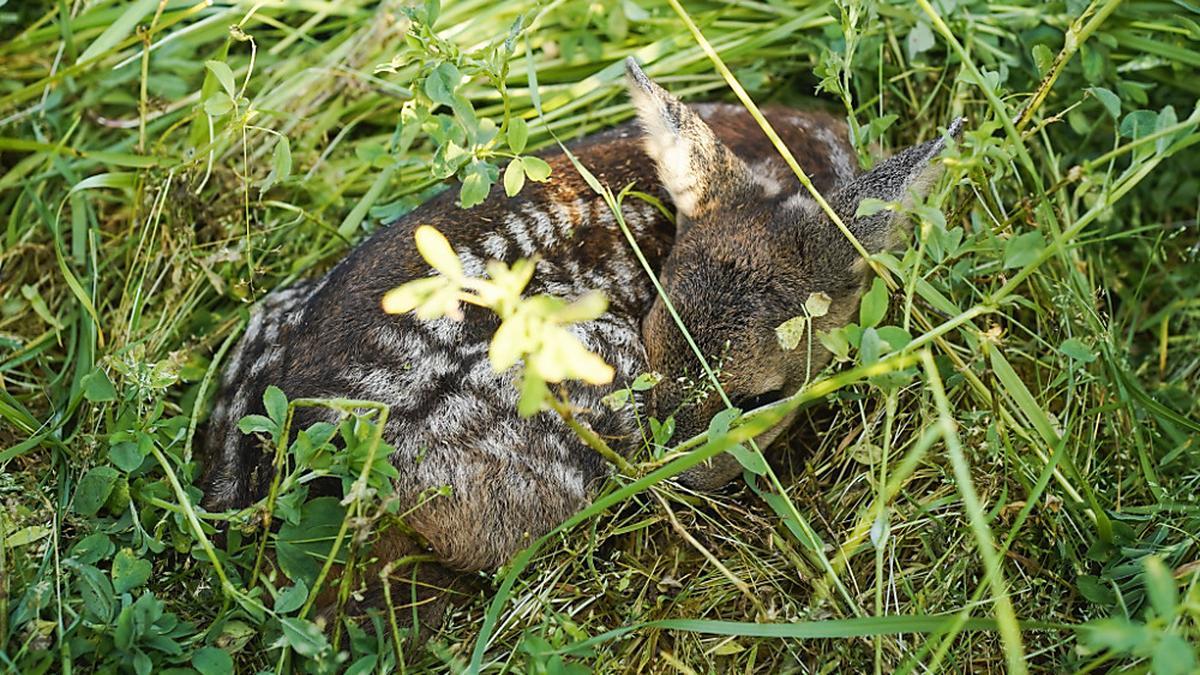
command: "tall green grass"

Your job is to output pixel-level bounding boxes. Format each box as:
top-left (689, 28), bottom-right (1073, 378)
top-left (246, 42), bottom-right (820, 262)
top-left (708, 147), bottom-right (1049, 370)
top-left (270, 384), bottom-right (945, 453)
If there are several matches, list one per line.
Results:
top-left (1, 0), bottom-right (1198, 672)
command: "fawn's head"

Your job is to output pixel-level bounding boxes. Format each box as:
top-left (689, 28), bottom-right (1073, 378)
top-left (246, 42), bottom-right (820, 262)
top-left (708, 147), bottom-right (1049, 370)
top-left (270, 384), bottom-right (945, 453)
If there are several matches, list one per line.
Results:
top-left (625, 59), bottom-right (961, 486)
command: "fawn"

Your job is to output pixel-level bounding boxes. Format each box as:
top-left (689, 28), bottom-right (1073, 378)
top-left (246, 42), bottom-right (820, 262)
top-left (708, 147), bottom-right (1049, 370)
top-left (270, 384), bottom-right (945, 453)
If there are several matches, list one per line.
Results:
top-left (201, 58), bottom-right (958, 626)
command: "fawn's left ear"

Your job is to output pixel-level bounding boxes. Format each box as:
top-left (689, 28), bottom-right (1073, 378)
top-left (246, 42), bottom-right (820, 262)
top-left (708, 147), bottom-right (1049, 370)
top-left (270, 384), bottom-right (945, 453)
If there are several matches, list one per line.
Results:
top-left (625, 58), bottom-right (752, 220)
top-left (830, 117), bottom-right (965, 252)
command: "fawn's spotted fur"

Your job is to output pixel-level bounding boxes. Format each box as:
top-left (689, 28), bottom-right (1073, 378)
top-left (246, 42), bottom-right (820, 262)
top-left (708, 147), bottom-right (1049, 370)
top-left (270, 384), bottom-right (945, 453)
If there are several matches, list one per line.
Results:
top-left (202, 59), bottom-right (957, 625)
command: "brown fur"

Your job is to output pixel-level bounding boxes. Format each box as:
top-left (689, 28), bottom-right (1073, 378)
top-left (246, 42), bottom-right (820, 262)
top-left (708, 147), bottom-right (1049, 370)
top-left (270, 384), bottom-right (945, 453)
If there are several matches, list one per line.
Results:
top-left (627, 59), bottom-right (961, 489)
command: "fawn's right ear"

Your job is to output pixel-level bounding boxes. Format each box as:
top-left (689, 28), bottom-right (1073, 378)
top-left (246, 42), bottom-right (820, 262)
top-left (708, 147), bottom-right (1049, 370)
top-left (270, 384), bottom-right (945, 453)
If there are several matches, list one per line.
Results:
top-left (625, 58), bottom-right (752, 220)
top-left (828, 118), bottom-right (964, 253)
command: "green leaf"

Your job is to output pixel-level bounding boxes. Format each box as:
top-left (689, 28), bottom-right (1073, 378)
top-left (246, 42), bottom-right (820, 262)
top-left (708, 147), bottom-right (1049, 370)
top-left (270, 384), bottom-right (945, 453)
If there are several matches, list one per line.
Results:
top-left (204, 60), bottom-right (238, 99)
top-left (989, 348), bottom-right (1060, 444)
top-left (503, 158), bottom-right (526, 197)
top-left (272, 135), bottom-right (292, 177)
top-left (1059, 338), bottom-right (1097, 363)
top-left (855, 198), bottom-right (890, 218)
top-left (112, 548), bottom-right (152, 594)
top-left (906, 21), bottom-right (935, 60)
top-left (263, 385), bottom-right (288, 425)
top-left (727, 444), bottom-right (768, 475)
top-left (707, 407), bottom-right (739, 440)
top-left (75, 466), bottom-right (120, 516)
top-left (382, 276), bottom-right (452, 316)
top-left (1143, 555), bottom-right (1179, 620)
top-left (1087, 87), bottom-right (1121, 120)
top-left (1077, 574), bottom-right (1115, 605)
top-left (276, 497), bottom-right (347, 586)
top-left (76, 564), bottom-right (116, 623)
top-left (346, 655), bottom-right (379, 675)
top-left (819, 326), bottom-right (851, 361)
top-left (875, 325), bottom-right (913, 351)
top-left (1082, 43), bottom-right (1108, 83)
top-left (77, 0), bottom-right (157, 63)
top-left (82, 368), bottom-right (117, 402)
top-left (650, 416), bottom-right (675, 447)
top-left (1119, 110), bottom-right (1157, 139)
top-left (109, 440), bottom-right (144, 473)
top-left (204, 92), bottom-right (234, 117)
top-left (460, 161), bottom-right (496, 208)
top-left (1153, 634), bottom-right (1197, 675)
top-left (1156, 105), bottom-right (1179, 154)
top-left (114, 600), bottom-right (135, 649)
top-left (1079, 617), bottom-right (1150, 653)
top-left (870, 511), bottom-right (890, 548)
top-left (274, 580), bottom-right (308, 614)
top-left (522, 156), bottom-right (552, 182)
top-left (604, 389), bottom-right (633, 410)
top-left (4, 525), bottom-right (50, 548)
top-left (507, 117), bottom-right (529, 154)
top-left (133, 651), bottom-right (152, 675)
top-left (601, 388), bottom-right (631, 411)
top-left (237, 414), bottom-right (277, 437)
top-left (280, 617), bottom-right (329, 658)
top-left (1032, 44), bottom-right (1055, 76)
top-left (192, 647), bottom-right (235, 675)
top-left (423, 0), bottom-right (441, 24)
top-left (631, 372), bottom-right (662, 391)
top-left (1003, 231), bottom-right (1045, 269)
top-left (71, 533), bottom-right (114, 564)
top-left (262, 135), bottom-right (292, 193)
top-left (860, 327), bottom-right (882, 365)
top-left (424, 61), bottom-right (461, 107)
top-left (859, 277), bottom-right (888, 328)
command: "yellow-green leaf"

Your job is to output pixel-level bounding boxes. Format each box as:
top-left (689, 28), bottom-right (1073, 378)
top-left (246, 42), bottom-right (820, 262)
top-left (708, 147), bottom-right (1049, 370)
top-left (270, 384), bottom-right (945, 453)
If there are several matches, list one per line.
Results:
top-left (775, 315), bottom-right (808, 351)
top-left (552, 291), bottom-right (607, 323)
top-left (381, 277), bottom-right (446, 315)
top-left (805, 291), bottom-right (832, 318)
top-left (503, 158), bottom-right (526, 197)
top-left (490, 314), bottom-right (532, 372)
top-left (859, 276), bottom-right (888, 328)
top-left (507, 117), bottom-right (530, 154)
top-left (523, 156), bottom-right (552, 182)
top-left (414, 225), bottom-right (463, 280)
top-left (204, 60), bottom-right (238, 99)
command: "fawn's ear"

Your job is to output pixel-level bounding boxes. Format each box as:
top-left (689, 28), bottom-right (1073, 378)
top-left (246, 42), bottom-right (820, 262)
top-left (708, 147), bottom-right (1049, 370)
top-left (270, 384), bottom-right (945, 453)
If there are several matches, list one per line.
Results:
top-left (625, 58), bottom-right (751, 219)
top-left (830, 118), bottom-right (964, 252)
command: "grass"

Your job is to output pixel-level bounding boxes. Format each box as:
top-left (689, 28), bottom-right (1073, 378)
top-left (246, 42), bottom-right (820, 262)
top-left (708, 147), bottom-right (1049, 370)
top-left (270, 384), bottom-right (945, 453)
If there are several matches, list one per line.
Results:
top-left (2, 0), bottom-right (1199, 672)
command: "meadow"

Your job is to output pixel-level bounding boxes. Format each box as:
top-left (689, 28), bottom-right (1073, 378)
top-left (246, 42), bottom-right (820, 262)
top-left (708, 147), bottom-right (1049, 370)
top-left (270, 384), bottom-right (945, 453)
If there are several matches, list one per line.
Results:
top-left (1, 0), bottom-right (1199, 672)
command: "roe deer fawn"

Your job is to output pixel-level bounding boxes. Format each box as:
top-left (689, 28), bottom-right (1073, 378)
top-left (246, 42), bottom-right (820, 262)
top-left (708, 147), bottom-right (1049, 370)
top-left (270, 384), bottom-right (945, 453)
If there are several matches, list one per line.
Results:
top-left (201, 57), bottom-right (959, 629)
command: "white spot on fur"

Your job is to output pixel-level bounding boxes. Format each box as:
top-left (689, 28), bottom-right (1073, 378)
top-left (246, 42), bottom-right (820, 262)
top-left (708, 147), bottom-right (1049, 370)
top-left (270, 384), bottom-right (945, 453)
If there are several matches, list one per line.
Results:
top-left (750, 159), bottom-right (783, 196)
top-left (784, 191), bottom-right (816, 211)
top-left (818, 126), bottom-right (856, 184)
top-left (503, 213), bottom-right (536, 256)
top-left (521, 205), bottom-right (557, 248)
top-left (226, 311), bottom-right (266, 376)
top-left (547, 197), bottom-right (585, 238)
top-left (425, 318), bottom-right (464, 346)
top-left (482, 232), bottom-right (509, 260)
top-left (457, 248), bottom-right (485, 276)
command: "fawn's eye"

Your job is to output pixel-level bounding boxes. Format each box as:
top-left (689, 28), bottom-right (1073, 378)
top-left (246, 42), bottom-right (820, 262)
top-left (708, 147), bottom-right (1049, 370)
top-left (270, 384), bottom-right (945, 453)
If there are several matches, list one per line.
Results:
top-left (734, 389), bottom-right (785, 411)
